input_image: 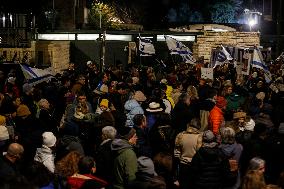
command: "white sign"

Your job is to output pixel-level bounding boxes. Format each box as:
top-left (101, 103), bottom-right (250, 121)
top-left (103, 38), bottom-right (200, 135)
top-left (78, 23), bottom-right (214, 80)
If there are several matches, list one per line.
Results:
top-left (201, 68), bottom-right (214, 80)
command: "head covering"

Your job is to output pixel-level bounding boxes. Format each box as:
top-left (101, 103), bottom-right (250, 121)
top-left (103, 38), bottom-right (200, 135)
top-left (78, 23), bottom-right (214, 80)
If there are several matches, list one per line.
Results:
top-left (244, 118), bottom-right (255, 131)
top-left (100, 99), bottom-right (109, 108)
top-left (17, 105), bottom-right (31, 117)
top-left (42, 132), bottom-right (57, 147)
top-left (0, 115), bottom-right (6, 125)
top-left (7, 77), bottom-right (16, 84)
top-left (216, 96), bottom-right (227, 109)
top-left (203, 130), bottom-right (215, 143)
top-left (256, 92), bottom-right (265, 101)
top-left (0, 126), bottom-right (9, 141)
top-left (137, 156), bottom-right (157, 176)
top-left (118, 127), bottom-right (136, 140)
top-left (146, 102), bottom-right (163, 113)
top-left (133, 91), bottom-right (146, 102)
top-left (278, 123), bottom-right (284, 134)
top-left (86, 60), bottom-right (93, 65)
top-left (160, 79), bottom-right (168, 85)
top-left (22, 83), bottom-right (34, 94)
top-left (233, 111), bottom-right (247, 119)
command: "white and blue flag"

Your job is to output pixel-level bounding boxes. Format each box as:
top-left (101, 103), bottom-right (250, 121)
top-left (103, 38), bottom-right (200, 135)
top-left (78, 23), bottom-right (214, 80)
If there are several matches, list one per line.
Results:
top-left (164, 35), bottom-right (196, 64)
top-left (251, 47), bottom-right (272, 83)
top-left (20, 64), bottom-right (55, 86)
top-left (139, 37), bottom-right (155, 56)
top-left (212, 45), bottom-right (233, 68)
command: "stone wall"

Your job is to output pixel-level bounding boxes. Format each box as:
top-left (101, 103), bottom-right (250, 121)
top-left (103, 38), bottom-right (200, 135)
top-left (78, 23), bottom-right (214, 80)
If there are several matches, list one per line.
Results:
top-left (0, 41), bottom-right (70, 73)
top-left (192, 31), bottom-right (260, 62)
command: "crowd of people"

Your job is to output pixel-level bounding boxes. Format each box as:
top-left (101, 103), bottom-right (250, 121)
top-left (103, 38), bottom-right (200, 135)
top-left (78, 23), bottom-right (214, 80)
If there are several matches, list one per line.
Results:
top-left (0, 58), bottom-right (283, 189)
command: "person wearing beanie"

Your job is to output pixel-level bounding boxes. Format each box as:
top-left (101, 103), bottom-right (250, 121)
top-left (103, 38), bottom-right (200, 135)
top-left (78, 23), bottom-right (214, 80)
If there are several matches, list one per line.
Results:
top-left (174, 118), bottom-right (203, 189)
top-left (34, 132), bottom-right (56, 173)
top-left (124, 91), bottom-right (146, 127)
top-left (111, 126), bottom-right (138, 189)
top-left (188, 130), bottom-right (235, 188)
top-left (127, 156), bottom-right (166, 189)
top-left (208, 96), bottom-right (227, 135)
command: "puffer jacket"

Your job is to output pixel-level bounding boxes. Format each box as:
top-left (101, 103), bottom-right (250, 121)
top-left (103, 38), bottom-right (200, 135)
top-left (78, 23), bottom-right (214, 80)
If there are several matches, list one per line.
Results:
top-left (189, 146), bottom-right (236, 189)
top-left (124, 99), bottom-right (144, 127)
top-left (34, 145), bottom-right (55, 173)
top-left (209, 106), bottom-right (224, 135)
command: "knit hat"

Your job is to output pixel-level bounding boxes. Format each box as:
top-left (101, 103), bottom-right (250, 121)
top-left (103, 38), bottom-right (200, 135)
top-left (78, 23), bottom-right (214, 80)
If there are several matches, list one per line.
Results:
top-left (100, 99), bottom-right (109, 108)
top-left (137, 156), bottom-right (157, 176)
top-left (233, 111), bottom-right (246, 119)
top-left (278, 123), bottom-right (284, 134)
top-left (0, 126), bottom-right (9, 141)
top-left (17, 105), bottom-right (31, 117)
top-left (146, 102), bottom-right (163, 113)
top-left (256, 92), bottom-right (265, 101)
top-left (216, 96), bottom-right (227, 109)
top-left (7, 77), bottom-right (16, 84)
top-left (42, 132), bottom-right (57, 147)
top-left (203, 130), bottom-right (215, 143)
top-left (133, 91), bottom-right (146, 102)
top-left (244, 118), bottom-right (255, 131)
top-left (0, 115), bottom-right (6, 125)
top-left (22, 83), bottom-right (34, 94)
top-left (118, 127), bottom-right (136, 140)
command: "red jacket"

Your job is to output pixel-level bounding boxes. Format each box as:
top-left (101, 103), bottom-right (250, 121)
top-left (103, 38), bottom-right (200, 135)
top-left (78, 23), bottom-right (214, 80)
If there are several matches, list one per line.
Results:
top-left (67, 174), bottom-right (108, 189)
top-left (209, 106), bottom-right (224, 135)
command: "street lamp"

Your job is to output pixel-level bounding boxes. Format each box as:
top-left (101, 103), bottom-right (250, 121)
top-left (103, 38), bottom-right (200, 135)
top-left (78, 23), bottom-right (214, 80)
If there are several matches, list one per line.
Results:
top-left (244, 9), bottom-right (262, 31)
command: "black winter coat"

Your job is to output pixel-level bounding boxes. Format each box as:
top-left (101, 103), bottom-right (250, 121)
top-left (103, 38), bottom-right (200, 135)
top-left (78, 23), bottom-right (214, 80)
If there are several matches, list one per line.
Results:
top-left (189, 145), bottom-right (236, 189)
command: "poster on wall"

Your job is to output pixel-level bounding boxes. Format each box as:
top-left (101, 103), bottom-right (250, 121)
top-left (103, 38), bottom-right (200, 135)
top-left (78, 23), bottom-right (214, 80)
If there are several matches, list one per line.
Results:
top-left (201, 67), bottom-right (214, 80)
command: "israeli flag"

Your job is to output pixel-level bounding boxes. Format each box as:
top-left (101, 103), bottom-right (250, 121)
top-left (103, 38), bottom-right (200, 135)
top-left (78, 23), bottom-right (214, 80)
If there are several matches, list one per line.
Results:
top-left (213, 45), bottom-right (233, 68)
top-left (251, 48), bottom-right (269, 72)
top-left (164, 35), bottom-right (196, 64)
top-left (20, 64), bottom-right (55, 86)
top-left (251, 47), bottom-right (272, 83)
top-left (139, 37), bottom-right (155, 56)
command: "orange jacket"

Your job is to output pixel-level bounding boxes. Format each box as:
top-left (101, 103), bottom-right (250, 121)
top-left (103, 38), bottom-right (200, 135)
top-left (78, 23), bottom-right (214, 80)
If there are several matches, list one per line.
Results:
top-left (209, 106), bottom-right (224, 135)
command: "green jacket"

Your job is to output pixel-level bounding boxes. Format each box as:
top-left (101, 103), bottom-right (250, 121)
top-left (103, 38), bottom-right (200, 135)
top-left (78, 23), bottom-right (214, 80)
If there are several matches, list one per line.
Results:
top-left (111, 139), bottom-right (138, 189)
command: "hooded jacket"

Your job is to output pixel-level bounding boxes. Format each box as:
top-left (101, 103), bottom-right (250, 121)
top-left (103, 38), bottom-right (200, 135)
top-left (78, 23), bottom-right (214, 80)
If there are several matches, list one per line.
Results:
top-left (34, 145), bottom-right (55, 173)
top-left (111, 139), bottom-right (138, 189)
top-left (124, 99), bottom-right (144, 127)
